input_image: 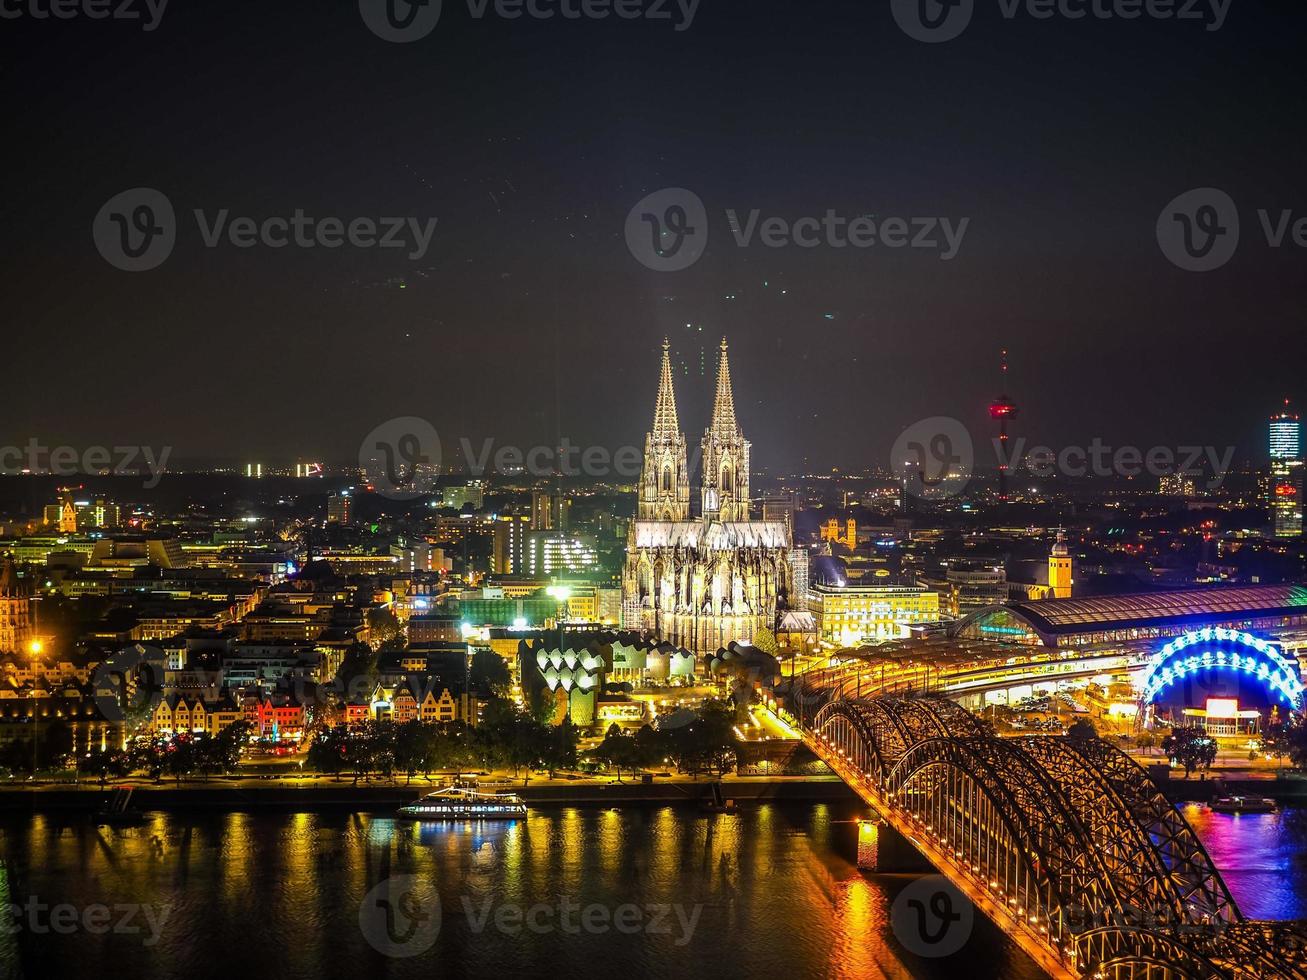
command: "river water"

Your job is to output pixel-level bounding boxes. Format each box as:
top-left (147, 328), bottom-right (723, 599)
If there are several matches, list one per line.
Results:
top-left (0, 802), bottom-right (1301, 979)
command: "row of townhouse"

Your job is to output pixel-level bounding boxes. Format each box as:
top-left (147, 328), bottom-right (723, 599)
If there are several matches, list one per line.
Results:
top-left (148, 691), bottom-right (307, 741)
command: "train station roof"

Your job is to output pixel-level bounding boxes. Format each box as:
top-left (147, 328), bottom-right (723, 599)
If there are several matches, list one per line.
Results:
top-left (957, 584), bottom-right (1307, 646)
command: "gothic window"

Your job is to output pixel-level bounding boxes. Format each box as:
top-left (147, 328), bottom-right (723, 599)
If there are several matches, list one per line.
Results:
top-left (662, 465), bottom-right (672, 493)
top-left (721, 464), bottom-right (733, 494)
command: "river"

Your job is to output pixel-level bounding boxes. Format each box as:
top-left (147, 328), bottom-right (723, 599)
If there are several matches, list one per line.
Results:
top-left (0, 802), bottom-right (1300, 979)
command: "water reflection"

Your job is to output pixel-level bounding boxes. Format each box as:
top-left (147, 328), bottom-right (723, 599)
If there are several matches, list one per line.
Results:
top-left (1181, 803), bottom-right (1307, 920)
top-left (0, 804), bottom-right (1058, 979)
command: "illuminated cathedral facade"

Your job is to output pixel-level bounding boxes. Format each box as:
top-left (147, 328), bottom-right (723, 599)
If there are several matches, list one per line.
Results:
top-left (622, 339), bottom-right (796, 653)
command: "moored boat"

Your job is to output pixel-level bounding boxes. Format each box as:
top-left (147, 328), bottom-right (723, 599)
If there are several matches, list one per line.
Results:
top-left (1208, 795), bottom-right (1277, 814)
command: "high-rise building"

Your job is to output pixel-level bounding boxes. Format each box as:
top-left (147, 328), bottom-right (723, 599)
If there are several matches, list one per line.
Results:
top-left (327, 492), bottom-right (353, 525)
top-left (492, 514), bottom-right (531, 574)
top-left (443, 481), bottom-right (485, 511)
top-left (531, 490), bottom-right (571, 531)
top-left (1270, 404), bottom-right (1303, 538)
top-left (524, 531), bottom-right (598, 577)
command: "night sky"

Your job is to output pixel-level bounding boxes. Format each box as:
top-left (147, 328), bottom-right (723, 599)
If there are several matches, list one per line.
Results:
top-left (3, 0), bottom-right (1304, 473)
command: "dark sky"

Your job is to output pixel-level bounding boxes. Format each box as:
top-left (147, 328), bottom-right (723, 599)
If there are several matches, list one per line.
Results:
top-left (2, 0), bottom-right (1304, 474)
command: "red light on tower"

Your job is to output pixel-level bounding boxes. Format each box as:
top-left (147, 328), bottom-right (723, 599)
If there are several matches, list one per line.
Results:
top-left (989, 349), bottom-right (1021, 502)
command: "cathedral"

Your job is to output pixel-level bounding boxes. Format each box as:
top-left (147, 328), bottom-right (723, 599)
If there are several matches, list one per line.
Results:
top-left (622, 339), bottom-right (796, 653)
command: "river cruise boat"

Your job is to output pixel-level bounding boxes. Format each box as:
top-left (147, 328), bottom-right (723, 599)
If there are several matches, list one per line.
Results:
top-left (397, 785), bottom-right (528, 821)
top-left (1208, 796), bottom-right (1277, 814)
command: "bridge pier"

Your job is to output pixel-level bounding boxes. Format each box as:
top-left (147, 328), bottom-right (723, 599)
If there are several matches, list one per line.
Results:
top-left (855, 814), bottom-right (934, 873)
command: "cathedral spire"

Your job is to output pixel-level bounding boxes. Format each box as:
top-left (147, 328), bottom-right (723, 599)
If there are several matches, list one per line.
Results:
top-left (652, 338), bottom-right (680, 437)
top-left (638, 340), bottom-right (690, 522)
top-left (709, 337), bottom-right (738, 437)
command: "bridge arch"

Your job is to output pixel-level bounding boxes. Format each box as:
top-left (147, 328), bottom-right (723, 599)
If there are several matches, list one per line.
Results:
top-left (808, 694), bottom-right (1257, 978)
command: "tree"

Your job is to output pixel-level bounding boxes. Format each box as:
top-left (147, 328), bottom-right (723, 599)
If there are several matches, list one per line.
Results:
top-left (1262, 716), bottom-right (1298, 774)
top-left (1134, 731), bottom-right (1156, 756)
top-left (307, 725), bottom-right (350, 781)
top-left (1067, 719), bottom-right (1098, 741)
top-left (542, 717), bottom-right (579, 778)
top-left (470, 649), bottom-right (512, 699)
top-left (592, 724), bottom-right (637, 782)
top-left (1161, 726), bottom-right (1218, 778)
top-left (80, 745), bottom-right (131, 789)
top-left (366, 607), bottom-right (402, 648)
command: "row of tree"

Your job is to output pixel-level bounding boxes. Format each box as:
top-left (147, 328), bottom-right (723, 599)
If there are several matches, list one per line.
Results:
top-left (304, 696), bottom-right (741, 783)
top-left (589, 699), bottom-right (738, 780)
top-left (306, 701), bottom-right (580, 784)
top-left (79, 722), bottom-right (254, 787)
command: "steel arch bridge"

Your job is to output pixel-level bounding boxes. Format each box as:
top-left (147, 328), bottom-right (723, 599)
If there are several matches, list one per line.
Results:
top-left (802, 693), bottom-right (1307, 980)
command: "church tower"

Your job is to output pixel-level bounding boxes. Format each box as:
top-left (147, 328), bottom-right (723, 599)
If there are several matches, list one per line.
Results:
top-left (638, 339), bottom-right (691, 521)
top-left (1049, 529), bottom-right (1073, 599)
top-left (0, 558), bottom-right (33, 654)
top-left (700, 338), bottom-right (751, 522)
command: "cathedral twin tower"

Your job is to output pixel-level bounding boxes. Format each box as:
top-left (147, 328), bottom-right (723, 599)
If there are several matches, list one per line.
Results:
top-left (623, 339), bottom-right (796, 653)
top-left (639, 338), bottom-right (751, 524)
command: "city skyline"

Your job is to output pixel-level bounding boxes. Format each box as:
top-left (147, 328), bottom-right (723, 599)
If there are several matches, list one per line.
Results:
top-left (4, 2), bottom-right (1306, 468)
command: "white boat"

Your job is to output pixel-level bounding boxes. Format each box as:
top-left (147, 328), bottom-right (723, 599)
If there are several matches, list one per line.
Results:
top-left (397, 786), bottom-right (527, 821)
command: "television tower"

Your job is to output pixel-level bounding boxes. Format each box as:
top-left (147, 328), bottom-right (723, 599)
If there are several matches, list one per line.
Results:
top-left (989, 349), bottom-right (1021, 503)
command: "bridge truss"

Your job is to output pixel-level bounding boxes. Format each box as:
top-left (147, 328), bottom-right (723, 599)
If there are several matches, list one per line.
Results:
top-left (803, 693), bottom-right (1306, 979)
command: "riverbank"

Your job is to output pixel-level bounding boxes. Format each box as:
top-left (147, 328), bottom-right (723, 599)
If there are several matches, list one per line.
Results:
top-left (1158, 774), bottom-right (1307, 804)
top-left (0, 776), bottom-right (858, 813)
